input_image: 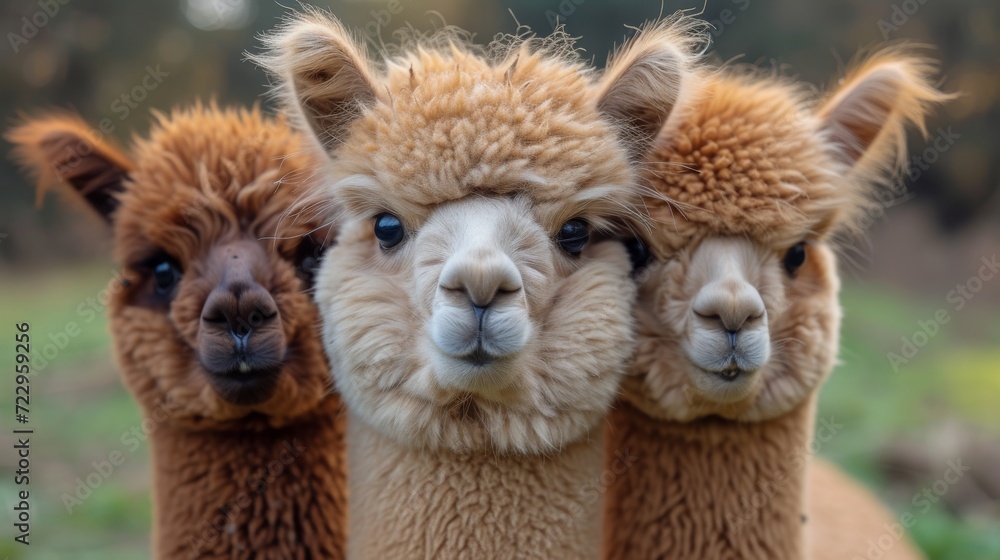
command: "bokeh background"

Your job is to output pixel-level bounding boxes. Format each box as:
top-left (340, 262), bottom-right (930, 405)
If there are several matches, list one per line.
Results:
top-left (0, 0), bottom-right (997, 558)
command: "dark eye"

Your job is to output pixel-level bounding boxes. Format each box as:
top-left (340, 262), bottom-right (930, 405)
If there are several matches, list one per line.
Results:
top-left (555, 219), bottom-right (589, 256)
top-left (153, 259), bottom-right (182, 295)
top-left (623, 237), bottom-right (652, 276)
top-left (374, 213), bottom-right (405, 249)
top-left (295, 233), bottom-right (330, 285)
top-left (783, 242), bottom-right (807, 276)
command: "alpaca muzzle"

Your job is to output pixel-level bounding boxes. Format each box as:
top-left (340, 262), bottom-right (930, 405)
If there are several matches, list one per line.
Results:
top-left (196, 242), bottom-right (288, 406)
top-left (428, 243), bottom-right (532, 393)
top-left (432, 249), bottom-right (530, 356)
top-left (686, 274), bottom-right (771, 401)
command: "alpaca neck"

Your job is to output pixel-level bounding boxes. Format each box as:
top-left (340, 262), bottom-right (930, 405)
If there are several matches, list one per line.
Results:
top-left (347, 411), bottom-right (605, 559)
top-left (603, 397), bottom-right (816, 560)
top-left (148, 396), bottom-right (346, 559)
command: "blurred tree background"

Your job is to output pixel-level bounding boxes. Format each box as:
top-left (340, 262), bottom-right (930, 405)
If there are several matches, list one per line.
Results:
top-left (0, 1), bottom-right (997, 558)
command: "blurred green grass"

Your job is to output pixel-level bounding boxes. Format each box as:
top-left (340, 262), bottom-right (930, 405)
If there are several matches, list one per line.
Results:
top-left (0, 264), bottom-right (150, 560)
top-left (1, 265), bottom-right (997, 559)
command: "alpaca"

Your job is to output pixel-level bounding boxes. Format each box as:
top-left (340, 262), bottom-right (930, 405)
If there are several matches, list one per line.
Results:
top-left (254, 11), bottom-right (704, 558)
top-left (602, 50), bottom-right (949, 559)
top-left (808, 458), bottom-right (925, 559)
top-left (8, 105), bottom-right (347, 559)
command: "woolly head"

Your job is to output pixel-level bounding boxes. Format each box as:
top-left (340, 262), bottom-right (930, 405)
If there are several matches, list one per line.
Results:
top-left (627, 50), bottom-right (951, 422)
top-left (256, 11), bottom-right (703, 452)
top-left (8, 105), bottom-right (335, 429)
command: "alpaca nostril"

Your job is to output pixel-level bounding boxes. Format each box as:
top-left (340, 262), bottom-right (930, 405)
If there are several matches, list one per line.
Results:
top-left (692, 279), bottom-right (766, 333)
top-left (232, 322), bottom-right (252, 338)
top-left (201, 282), bottom-right (280, 343)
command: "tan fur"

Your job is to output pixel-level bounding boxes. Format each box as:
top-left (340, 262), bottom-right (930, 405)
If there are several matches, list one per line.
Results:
top-left (256, 11), bottom-right (705, 558)
top-left (346, 416), bottom-right (606, 558)
top-left (808, 459), bottom-right (924, 560)
top-left (604, 49), bottom-right (947, 559)
top-left (605, 400), bottom-right (815, 559)
top-left (7, 105), bottom-right (347, 559)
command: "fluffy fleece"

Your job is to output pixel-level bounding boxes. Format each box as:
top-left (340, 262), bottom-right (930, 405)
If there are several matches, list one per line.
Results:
top-left (808, 458), bottom-right (924, 559)
top-left (255, 10), bottom-right (704, 558)
top-left (8, 105), bottom-right (347, 559)
top-left (603, 49), bottom-right (949, 559)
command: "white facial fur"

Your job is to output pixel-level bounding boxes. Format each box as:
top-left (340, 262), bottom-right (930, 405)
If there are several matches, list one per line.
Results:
top-left (419, 199), bottom-right (550, 396)
top-left (315, 195), bottom-right (638, 453)
top-left (683, 237), bottom-right (779, 403)
top-left (625, 234), bottom-right (841, 422)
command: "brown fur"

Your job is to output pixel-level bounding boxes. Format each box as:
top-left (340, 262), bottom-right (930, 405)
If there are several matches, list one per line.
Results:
top-left (7, 105), bottom-right (347, 559)
top-left (255, 11), bottom-right (705, 558)
top-left (604, 49), bottom-right (948, 559)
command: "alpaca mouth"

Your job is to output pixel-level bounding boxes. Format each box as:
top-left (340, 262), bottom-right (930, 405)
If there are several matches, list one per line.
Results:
top-left (460, 345), bottom-right (498, 367)
top-left (207, 364), bottom-right (284, 406)
top-left (200, 355), bottom-right (285, 406)
top-left (712, 366), bottom-right (746, 381)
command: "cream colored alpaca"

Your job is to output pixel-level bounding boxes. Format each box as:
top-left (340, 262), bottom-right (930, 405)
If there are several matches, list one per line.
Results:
top-left (255, 10), bottom-right (704, 559)
top-left (602, 50), bottom-right (950, 559)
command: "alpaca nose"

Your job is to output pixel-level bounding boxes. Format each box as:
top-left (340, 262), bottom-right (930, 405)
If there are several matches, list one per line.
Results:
top-left (438, 247), bottom-right (523, 309)
top-left (692, 278), bottom-right (766, 333)
top-left (197, 241), bottom-right (287, 406)
top-left (201, 281), bottom-right (279, 340)
top-left (200, 241), bottom-right (279, 337)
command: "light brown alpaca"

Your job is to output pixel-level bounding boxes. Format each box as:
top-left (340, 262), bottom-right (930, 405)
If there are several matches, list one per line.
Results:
top-left (255, 11), bottom-right (704, 559)
top-left (602, 50), bottom-right (950, 559)
top-left (808, 458), bottom-right (925, 559)
top-left (8, 105), bottom-right (347, 559)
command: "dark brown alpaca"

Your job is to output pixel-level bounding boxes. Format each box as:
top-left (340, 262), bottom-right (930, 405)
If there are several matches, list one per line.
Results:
top-left (8, 104), bottom-right (346, 559)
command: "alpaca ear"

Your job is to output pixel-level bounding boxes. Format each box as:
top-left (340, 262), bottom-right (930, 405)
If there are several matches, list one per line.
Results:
top-left (6, 114), bottom-right (133, 223)
top-left (817, 49), bottom-right (951, 172)
top-left (596, 19), bottom-right (702, 162)
top-left (253, 11), bottom-right (378, 154)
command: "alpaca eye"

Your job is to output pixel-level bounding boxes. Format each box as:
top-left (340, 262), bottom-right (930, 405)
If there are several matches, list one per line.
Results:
top-left (295, 233), bottom-right (330, 286)
top-left (783, 242), bottom-right (807, 276)
top-left (555, 219), bottom-right (589, 256)
top-left (623, 237), bottom-right (652, 275)
top-left (374, 213), bottom-right (405, 249)
top-left (153, 260), bottom-right (182, 294)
